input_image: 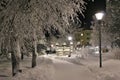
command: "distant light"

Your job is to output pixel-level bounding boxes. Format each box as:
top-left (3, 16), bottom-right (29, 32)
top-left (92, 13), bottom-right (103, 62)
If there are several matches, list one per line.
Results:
top-left (68, 36), bottom-right (72, 41)
top-left (70, 42), bottom-right (73, 45)
top-left (81, 33), bottom-right (83, 36)
top-left (95, 12), bottom-right (104, 20)
top-left (51, 44), bottom-right (54, 47)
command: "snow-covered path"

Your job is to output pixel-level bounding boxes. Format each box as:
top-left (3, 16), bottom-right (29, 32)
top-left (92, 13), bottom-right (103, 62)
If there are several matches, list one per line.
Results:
top-left (2, 54), bottom-right (120, 80)
top-left (51, 58), bottom-right (96, 80)
top-left (47, 54), bottom-right (120, 80)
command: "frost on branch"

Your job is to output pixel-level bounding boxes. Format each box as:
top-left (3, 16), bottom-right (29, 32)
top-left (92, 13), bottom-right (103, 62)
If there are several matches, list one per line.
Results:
top-left (0, 0), bottom-right (85, 57)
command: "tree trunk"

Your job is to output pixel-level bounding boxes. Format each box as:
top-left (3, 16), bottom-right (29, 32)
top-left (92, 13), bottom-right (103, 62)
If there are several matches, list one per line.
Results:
top-left (11, 38), bottom-right (22, 76)
top-left (21, 52), bottom-right (24, 60)
top-left (32, 48), bottom-right (37, 68)
top-left (31, 29), bottom-right (37, 68)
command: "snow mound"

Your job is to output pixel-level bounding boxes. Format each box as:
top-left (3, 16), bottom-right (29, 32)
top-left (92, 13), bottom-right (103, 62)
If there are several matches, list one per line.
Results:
top-left (12, 57), bottom-right (54, 80)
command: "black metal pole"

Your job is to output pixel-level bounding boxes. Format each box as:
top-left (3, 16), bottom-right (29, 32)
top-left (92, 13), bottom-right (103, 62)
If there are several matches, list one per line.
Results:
top-left (68, 42), bottom-right (71, 57)
top-left (98, 20), bottom-right (102, 68)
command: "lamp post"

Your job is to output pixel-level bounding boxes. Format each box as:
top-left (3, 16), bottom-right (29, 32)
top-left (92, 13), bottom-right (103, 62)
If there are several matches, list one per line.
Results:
top-left (68, 36), bottom-right (73, 57)
top-left (95, 12), bottom-right (104, 68)
top-left (63, 42), bottom-right (66, 55)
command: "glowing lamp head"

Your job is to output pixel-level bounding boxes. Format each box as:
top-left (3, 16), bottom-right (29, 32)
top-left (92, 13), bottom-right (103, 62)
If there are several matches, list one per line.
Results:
top-left (95, 12), bottom-right (104, 20)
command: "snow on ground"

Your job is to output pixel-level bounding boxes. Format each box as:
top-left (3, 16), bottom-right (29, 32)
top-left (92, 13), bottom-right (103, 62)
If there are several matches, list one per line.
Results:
top-left (87, 59), bottom-right (120, 80)
top-left (52, 53), bottom-right (120, 80)
top-left (0, 55), bottom-right (57, 80)
top-left (41, 52), bottom-right (120, 80)
top-left (11, 57), bottom-right (55, 80)
top-left (53, 58), bottom-right (96, 80)
top-left (1, 53), bottom-right (120, 80)
top-left (12, 63), bottom-right (54, 80)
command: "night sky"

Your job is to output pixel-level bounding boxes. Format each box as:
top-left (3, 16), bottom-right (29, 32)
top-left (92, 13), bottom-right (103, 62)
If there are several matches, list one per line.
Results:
top-left (81, 0), bottom-right (106, 29)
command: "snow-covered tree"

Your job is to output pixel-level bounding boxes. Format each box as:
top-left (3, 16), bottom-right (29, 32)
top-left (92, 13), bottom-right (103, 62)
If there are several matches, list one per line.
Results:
top-left (91, 0), bottom-right (120, 48)
top-left (105, 0), bottom-right (120, 48)
top-left (0, 0), bottom-right (85, 76)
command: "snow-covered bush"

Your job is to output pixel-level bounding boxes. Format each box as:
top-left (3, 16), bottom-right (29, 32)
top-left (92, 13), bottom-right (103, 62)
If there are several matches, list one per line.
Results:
top-left (113, 48), bottom-right (120, 60)
top-left (107, 48), bottom-right (120, 60)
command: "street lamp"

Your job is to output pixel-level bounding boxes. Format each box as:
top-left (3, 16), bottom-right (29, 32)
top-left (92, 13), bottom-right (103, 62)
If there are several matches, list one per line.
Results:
top-left (68, 36), bottom-right (73, 57)
top-left (95, 12), bottom-right (104, 68)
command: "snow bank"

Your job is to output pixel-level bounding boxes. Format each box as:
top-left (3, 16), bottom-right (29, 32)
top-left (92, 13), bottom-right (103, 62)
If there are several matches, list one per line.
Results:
top-left (12, 57), bottom-right (54, 80)
top-left (87, 59), bottom-right (120, 80)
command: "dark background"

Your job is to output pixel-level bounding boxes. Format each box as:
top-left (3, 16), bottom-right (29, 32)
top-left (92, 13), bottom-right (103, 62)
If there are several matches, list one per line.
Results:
top-left (80, 0), bottom-right (106, 29)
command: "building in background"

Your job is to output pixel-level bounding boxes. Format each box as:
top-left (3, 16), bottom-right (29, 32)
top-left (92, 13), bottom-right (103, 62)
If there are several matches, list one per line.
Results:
top-left (74, 28), bottom-right (92, 47)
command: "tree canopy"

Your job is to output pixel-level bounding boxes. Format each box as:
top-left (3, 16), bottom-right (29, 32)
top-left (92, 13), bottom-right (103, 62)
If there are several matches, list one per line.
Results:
top-left (105, 0), bottom-right (120, 47)
top-left (91, 0), bottom-right (120, 47)
top-left (0, 0), bottom-right (85, 50)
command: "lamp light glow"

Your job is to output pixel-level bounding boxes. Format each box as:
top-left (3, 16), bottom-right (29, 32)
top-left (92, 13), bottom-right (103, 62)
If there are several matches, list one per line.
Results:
top-left (95, 12), bottom-right (104, 20)
top-left (68, 36), bottom-right (72, 41)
